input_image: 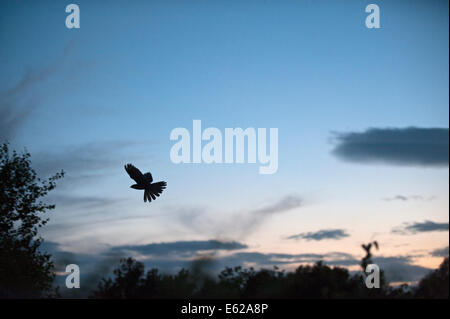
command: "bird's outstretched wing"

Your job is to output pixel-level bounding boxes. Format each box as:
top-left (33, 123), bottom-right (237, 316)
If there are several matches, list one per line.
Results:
top-left (124, 164), bottom-right (147, 184)
top-left (144, 172), bottom-right (153, 183)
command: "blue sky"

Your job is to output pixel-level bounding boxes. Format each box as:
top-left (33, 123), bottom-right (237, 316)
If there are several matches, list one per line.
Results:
top-left (0, 0), bottom-right (448, 288)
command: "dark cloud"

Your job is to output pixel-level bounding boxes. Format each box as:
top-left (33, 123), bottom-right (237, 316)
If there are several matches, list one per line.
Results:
top-left (372, 256), bottom-right (432, 283)
top-left (393, 220), bottom-right (449, 235)
top-left (430, 246), bottom-right (449, 257)
top-left (331, 127), bottom-right (449, 167)
top-left (112, 240), bottom-right (248, 257)
top-left (383, 195), bottom-right (436, 202)
top-left (287, 229), bottom-right (350, 241)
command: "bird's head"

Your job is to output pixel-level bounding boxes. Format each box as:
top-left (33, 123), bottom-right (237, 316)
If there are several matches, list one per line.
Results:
top-left (130, 184), bottom-right (140, 190)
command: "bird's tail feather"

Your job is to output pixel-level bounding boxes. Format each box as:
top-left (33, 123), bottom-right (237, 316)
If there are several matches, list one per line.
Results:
top-left (144, 189), bottom-right (151, 202)
top-left (150, 182), bottom-right (167, 196)
top-left (143, 182), bottom-right (166, 203)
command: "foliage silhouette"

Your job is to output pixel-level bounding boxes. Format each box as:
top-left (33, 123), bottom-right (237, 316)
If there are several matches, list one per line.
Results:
top-left (361, 241), bottom-right (378, 270)
top-left (0, 143), bottom-right (63, 298)
top-left (90, 242), bottom-right (449, 299)
top-left (415, 257), bottom-right (449, 298)
top-left (91, 255), bottom-right (445, 299)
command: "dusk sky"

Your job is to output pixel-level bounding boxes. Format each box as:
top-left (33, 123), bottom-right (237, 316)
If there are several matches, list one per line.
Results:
top-left (0, 0), bottom-right (448, 288)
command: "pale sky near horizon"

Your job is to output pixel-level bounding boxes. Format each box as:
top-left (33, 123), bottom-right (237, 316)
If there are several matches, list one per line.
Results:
top-left (0, 0), bottom-right (448, 282)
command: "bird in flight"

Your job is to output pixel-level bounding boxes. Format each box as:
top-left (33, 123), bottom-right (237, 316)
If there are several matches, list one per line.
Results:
top-left (124, 163), bottom-right (167, 202)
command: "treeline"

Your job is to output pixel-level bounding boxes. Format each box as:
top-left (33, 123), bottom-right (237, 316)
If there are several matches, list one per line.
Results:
top-left (89, 256), bottom-right (449, 299)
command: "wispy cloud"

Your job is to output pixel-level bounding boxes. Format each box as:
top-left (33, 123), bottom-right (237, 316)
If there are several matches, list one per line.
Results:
top-left (392, 220), bottom-right (449, 235)
top-left (251, 195), bottom-right (302, 215)
top-left (286, 229), bottom-right (350, 241)
top-left (32, 140), bottom-right (142, 177)
top-left (0, 68), bottom-right (52, 141)
top-left (171, 195), bottom-right (303, 239)
top-left (331, 127), bottom-right (449, 167)
top-left (44, 193), bottom-right (124, 211)
top-left (0, 42), bottom-right (74, 141)
top-left (383, 195), bottom-right (436, 202)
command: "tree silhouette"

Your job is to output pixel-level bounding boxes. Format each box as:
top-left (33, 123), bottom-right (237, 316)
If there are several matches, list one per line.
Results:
top-left (415, 257), bottom-right (449, 299)
top-left (361, 241), bottom-right (379, 271)
top-left (91, 255), bottom-right (426, 299)
top-left (359, 241), bottom-right (392, 297)
top-left (0, 143), bottom-right (63, 298)
top-left (91, 236), bottom-right (450, 299)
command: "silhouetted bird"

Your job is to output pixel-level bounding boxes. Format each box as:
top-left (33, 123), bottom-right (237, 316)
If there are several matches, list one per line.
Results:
top-left (124, 163), bottom-right (167, 202)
